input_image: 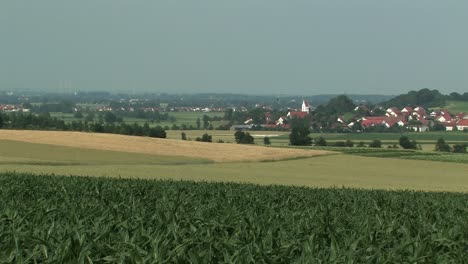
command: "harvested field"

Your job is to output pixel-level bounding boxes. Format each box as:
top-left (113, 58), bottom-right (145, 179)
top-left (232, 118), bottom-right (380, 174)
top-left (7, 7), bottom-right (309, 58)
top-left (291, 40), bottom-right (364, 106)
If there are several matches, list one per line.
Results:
top-left (0, 130), bottom-right (332, 162)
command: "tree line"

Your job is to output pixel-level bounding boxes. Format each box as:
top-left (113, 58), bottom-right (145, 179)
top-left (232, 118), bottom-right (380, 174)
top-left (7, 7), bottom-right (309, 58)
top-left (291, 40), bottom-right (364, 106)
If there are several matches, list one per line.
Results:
top-left (0, 113), bottom-right (166, 138)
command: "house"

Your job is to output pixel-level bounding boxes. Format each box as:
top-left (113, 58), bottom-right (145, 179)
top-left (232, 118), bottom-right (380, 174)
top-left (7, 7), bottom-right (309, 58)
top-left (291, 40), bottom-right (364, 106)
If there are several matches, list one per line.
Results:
top-left (386, 107), bottom-right (401, 117)
top-left (265, 112), bottom-right (273, 124)
top-left (230, 124), bottom-right (254, 131)
top-left (444, 123), bottom-right (457, 131)
top-left (407, 120), bottom-right (431, 132)
top-left (360, 116), bottom-right (386, 128)
top-left (287, 111), bottom-right (308, 119)
top-left (276, 116), bottom-right (287, 126)
top-left (435, 113), bottom-right (452, 123)
top-left (337, 116), bottom-right (346, 123)
top-left (383, 118), bottom-right (406, 128)
top-left (456, 119), bottom-right (468, 131)
top-left (401, 106), bottom-right (413, 113)
top-left (244, 118), bottom-right (253, 124)
top-left (413, 106), bottom-right (425, 112)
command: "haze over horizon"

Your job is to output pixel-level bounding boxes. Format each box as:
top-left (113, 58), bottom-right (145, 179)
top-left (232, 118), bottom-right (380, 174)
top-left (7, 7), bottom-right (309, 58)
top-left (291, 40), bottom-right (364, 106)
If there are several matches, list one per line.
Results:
top-left (1, 1), bottom-right (467, 95)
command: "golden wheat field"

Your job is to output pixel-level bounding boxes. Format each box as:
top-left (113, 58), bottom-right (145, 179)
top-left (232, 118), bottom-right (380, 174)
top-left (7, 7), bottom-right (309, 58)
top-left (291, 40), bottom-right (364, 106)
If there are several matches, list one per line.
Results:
top-left (0, 130), bottom-right (332, 162)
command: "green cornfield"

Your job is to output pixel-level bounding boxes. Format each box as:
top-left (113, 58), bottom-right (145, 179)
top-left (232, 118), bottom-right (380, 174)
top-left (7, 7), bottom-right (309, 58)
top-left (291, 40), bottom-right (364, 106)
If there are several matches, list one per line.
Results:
top-left (0, 173), bottom-right (467, 263)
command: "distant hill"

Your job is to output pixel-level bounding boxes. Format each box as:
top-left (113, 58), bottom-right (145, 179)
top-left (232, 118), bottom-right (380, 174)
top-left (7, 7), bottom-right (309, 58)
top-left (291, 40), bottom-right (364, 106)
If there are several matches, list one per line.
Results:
top-left (308, 94), bottom-right (394, 105)
top-left (381, 89), bottom-right (446, 108)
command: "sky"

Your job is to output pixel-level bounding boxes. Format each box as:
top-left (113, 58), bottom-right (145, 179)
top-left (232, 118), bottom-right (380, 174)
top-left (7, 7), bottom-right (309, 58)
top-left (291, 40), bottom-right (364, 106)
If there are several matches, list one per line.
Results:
top-left (1, 0), bottom-right (467, 95)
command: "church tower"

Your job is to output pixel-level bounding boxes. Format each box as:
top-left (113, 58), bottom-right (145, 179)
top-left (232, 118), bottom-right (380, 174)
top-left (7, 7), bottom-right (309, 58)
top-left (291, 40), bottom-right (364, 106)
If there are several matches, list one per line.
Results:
top-left (301, 100), bottom-right (310, 113)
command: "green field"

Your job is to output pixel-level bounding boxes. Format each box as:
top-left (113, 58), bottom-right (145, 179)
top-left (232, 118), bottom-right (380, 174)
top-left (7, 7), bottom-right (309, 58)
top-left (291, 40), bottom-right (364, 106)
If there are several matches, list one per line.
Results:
top-left (441, 100), bottom-right (468, 113)
top-left (1, 173), bottom-right (467, 262)
top-left (1, 140), bottom-right (467, 192)
top-left (50, 111), bottom-right (227, 128)
top-left (1, 134), bottom-right (467, 261)
top-left (166, 130), bottom-right (467, 152)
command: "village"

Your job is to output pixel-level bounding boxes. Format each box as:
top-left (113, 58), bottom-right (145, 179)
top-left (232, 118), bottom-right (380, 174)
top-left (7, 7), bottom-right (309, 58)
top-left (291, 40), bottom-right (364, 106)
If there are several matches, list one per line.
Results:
top-left (2, 98), bottom-right (468, 132)
top-left (237, 100), bottom-right (468, 132)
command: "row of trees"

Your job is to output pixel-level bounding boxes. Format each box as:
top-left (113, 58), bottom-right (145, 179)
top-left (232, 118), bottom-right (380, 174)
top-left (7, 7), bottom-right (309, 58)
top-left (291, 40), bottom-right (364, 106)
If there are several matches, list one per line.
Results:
top-left (0, 113), bottom-right (166, 138)
top-left (435, 138), bottom-right (467, 153)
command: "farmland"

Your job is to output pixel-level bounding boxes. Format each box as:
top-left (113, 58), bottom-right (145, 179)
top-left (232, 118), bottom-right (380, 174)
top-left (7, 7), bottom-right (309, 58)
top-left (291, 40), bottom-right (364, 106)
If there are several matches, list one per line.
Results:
top-left (440, 100), bottom-right (468, 113)
top-left (1, 130), bottom-right (467, 262)
top-left (1, 173), bottom-right (467, 262)
top-left (0, 130), bottom-right (328, 162)
top-left (50, 111), bottom-right (227, 128)
top-left (0, 131), bottom-right (467, 192)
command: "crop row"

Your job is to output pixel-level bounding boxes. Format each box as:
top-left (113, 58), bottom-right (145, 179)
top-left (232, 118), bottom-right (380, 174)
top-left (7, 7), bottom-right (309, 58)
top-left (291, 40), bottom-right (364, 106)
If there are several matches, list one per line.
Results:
top-left (0, 173), bottom-right (467, 263)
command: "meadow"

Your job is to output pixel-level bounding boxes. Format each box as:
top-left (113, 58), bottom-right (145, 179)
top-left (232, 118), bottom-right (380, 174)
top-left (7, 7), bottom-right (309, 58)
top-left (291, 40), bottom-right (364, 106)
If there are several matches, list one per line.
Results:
top-left (1, 173), bottom-right (467, 262)
top-left (50, 111), bottom-right (228, 128)
top-left (440, 100), bottom-right (468, 113)
top-left (0, 132), bottom-right (467, 192)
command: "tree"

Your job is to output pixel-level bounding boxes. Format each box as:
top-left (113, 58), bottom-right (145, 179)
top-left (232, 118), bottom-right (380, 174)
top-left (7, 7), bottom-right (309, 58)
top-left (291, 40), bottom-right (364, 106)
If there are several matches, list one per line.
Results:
top-left (148, 126), bottom-right (166, 138)
top-left (289, 119), bottom-right (312, 146)
top-left (263, 136), bottom-right (271, 145)
top-left (399, 136), bottom-right (417, 149)
top-left (104, 112), bottom-right (117, 124)
top-left (435, 138), bottom-right (451, 152)
top-left (314, 137), bottom-right (327, 146)
top-left (202, 115), bottom-right (210, 129)
top-left (452, 144), bottom-right (466, 153)
top-left (196, 118), bottom-right (201, 129)
top-left (369, 140), bottom-right (382, 148)
top-left (431, 122), bottom-right (446, 131)
top-left (234, 130), bottom-right (254, 144)
top-left (196, 133), bottom-right (212, 142)
top-left (0, 114), bottom-right (3, 129)
top-left (74, 112), bottom-right (83, 119)
top-left (85, 112), bottom-right (95, 122)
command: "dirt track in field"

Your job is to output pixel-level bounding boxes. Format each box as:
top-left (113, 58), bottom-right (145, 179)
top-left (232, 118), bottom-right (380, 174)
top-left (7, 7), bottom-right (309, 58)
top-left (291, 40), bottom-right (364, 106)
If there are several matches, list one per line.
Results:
top-left (0, 130), bottom-right (333, 162)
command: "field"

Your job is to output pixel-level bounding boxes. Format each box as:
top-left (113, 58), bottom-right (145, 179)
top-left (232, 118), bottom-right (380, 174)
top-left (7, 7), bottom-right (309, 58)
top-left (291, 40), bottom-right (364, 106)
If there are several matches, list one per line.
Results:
top-left (167, 130), bottom-right (467, 152)
top-left (1, 130), bottom-right (468, 262)
top-left (0, 130), bottom-right (328, 162)
top-left (50, 111), bottom-right (227, 128)
top-left (1, 173), bottom-right (467, 262)
top-left (0, 131), bottom-right (467, 192)
top-left (441, 100), bottom-right (468, 113)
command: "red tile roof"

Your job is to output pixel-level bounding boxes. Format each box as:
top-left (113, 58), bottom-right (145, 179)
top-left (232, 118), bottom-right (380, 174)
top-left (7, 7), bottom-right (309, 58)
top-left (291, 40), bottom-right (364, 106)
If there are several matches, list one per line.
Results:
top-left (288, 111), bottom-right (308, 119)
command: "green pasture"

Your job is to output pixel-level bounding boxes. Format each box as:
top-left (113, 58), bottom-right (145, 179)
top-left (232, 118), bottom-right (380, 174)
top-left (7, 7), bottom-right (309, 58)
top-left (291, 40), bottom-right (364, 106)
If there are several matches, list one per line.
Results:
top-left (1, 140), bottom-right (467, 192)
top-left (50, 111), bottom-right (228, 128)
top-left (441, 100), bottom-right (468, 113)
top-left (166, 130), bottom-right (466, 152)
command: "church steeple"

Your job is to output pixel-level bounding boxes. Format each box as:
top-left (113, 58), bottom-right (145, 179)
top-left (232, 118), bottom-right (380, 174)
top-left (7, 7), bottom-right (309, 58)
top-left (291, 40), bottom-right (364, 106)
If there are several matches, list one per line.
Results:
top-left (301, 100), bottom-right (310, 113)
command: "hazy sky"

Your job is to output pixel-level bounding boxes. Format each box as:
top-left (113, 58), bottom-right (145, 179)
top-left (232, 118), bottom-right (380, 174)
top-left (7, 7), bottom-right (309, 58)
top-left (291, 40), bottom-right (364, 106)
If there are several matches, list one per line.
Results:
top-left (1, 0), bottom-right (467, 95)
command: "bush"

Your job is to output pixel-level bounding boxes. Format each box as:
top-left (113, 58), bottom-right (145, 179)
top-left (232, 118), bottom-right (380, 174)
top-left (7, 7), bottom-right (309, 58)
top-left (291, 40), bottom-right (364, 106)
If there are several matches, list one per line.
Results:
top-left (263, 136), bottom-right (271, 145)
top-left (234, 131), bottom-right (254, 144)
top-left (196, 133), bottom-right (212, 142)
top-left (181, 132), bottom-right (187, 140)
top-left (333, 141), bottom-right (346, 147)
top-left (435, 138), bottom-right (451, 152)
top-left (369, 140), bottom-right (382, 148)
top-left (345, 139), bottom-right (354, 147)
top-left (289, 125), bottom-right (312, 146)
top-left (452, 144), bottom-right (466, 153)
top-left (399, 136), bottom-right (418, 150)
top-left (315, 137), bottom-right (327, 146)
top-left (148, 126), bottom-right (167, 138)
top-left (357, 141), bottom-right (366, 147)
